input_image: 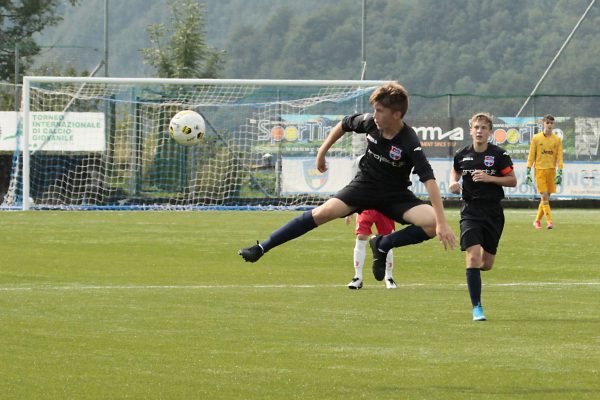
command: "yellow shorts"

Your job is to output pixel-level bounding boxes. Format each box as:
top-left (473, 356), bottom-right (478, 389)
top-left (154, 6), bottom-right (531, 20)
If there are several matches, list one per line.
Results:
top-left (535, 168), bottom-right (556, 194)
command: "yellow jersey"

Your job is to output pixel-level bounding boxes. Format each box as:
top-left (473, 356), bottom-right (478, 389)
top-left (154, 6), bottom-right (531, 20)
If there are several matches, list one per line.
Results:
top-left (526, 132), bottom-right (564, 170)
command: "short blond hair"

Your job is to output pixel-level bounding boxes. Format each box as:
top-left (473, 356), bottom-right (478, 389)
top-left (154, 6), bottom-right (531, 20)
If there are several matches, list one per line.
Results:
top-left (369, 82), bottom-right (409, 117)
top-left (469, 112), bottom-right (493, 130)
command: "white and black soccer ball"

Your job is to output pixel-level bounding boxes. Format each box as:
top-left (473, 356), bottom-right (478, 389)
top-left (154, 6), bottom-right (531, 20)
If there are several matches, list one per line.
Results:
top-left (169, 110), bottom-right (206, 146)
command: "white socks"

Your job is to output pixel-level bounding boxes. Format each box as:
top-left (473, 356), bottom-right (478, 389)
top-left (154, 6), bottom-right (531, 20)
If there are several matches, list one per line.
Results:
top-left (353, 238), bottom-right (394, 280)
top-left (385, 248), bottom-right (394, 280)
top-left (353, 238), bottom-right (367, 280)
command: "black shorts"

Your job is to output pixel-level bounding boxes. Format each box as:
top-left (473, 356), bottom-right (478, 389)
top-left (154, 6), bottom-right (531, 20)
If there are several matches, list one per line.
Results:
top-left (333, 179), bottom-right (425, 225)
top-left (460, 202), bottom-right (505, 255)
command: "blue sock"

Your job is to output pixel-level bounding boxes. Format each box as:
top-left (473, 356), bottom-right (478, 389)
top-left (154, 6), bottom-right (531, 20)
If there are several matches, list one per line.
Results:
top-left (378, 225), bottom-right (431, 252)
top-left (260, 211), bottom-right (318, 252)
top-left (466, 268), bottom-right (482, 307)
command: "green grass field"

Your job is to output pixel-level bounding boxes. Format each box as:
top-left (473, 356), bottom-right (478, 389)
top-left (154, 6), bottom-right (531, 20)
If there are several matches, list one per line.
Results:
top-left (1, 209), bottom-right (599, 399)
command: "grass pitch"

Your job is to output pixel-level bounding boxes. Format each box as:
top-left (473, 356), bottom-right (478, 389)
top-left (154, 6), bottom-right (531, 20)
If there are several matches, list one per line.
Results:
top-left (1, 209), bottom-right (599, 399)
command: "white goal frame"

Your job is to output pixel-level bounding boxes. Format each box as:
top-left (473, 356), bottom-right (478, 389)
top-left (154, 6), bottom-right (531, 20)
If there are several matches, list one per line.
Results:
top-left (18, 76), bottom-right (388, 210)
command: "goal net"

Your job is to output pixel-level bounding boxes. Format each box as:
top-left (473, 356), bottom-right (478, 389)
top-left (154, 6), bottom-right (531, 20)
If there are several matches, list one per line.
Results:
top-left (5, 77), bottom-right (387, 210)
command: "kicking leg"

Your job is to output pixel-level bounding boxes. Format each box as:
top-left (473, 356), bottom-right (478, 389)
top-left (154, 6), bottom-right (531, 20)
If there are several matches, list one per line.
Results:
top-left (239, 198), bottom-right (352, 262)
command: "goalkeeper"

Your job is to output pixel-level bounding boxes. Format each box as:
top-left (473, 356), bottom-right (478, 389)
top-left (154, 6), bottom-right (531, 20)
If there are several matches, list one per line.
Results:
top-left (525, 114), bottom-right (564, 230)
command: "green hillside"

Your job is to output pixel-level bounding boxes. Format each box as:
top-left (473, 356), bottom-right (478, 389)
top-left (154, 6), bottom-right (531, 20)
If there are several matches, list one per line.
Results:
top-left (32, 0), bottom-right (324, 77)
top-left (32, 0), bottom-right (600, 95)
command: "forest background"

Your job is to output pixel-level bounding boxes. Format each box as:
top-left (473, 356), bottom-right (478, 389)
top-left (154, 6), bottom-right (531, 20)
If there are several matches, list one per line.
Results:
top-left (29, 0), bottom-right (600, 95)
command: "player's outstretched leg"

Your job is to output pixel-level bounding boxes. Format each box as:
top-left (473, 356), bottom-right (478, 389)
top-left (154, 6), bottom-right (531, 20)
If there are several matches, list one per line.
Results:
top-left (238, 241), bottom-right (264, 263)
top-left (369, 235), bottom-right (388, 281)
top-left (238, 210), bottom-right (318, 263)
top-left (379, 224), bottom-right (431, 248)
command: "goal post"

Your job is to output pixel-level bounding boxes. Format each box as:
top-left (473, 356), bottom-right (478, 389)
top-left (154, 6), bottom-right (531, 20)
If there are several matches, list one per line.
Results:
top-left (9, 77), bottom-right (388, 210)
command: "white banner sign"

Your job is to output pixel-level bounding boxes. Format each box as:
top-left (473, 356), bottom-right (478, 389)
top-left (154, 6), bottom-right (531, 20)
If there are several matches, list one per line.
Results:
top-left (282, 156), bottom-right (600, 199)
top-left (282, 157), bottom-right (355, 195)
top-left (0, 111), bottom-right (105, 152)
top-left (414, 159), bottom-right (600, 200)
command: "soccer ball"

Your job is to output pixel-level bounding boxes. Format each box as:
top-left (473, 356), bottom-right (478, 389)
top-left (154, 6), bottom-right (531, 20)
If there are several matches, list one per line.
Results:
top-left (169, 110), bottom-right (206, 146)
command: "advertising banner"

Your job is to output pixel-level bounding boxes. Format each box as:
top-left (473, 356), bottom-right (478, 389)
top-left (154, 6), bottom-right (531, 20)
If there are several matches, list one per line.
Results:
top-left (412, 159), bottom-right (600, 200)
top-left (0, 111), bottom-right (105, 152)
top-left (409, 116), bottom-right (600, 162)
top-left (281, 157), bottom-right (600, 199)
top-left (281, 157), bottom-right (355, 195)
top-left (250, 114), bottom-right (345, 155)
top-left (276, 115), bottom-right (600, 199)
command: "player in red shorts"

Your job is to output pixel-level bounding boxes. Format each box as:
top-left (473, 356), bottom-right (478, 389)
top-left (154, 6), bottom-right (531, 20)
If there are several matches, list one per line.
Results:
top-left (347, 209), bottom-right (397, 289)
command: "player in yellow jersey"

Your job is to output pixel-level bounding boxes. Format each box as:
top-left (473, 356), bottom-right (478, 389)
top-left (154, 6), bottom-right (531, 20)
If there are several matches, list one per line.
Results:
top-left (525, 114), bottom-right (564, 229)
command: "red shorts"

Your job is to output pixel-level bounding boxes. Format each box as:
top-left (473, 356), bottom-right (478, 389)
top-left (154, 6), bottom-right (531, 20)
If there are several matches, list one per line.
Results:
top-left (355, 209), bottom-right (395, 236)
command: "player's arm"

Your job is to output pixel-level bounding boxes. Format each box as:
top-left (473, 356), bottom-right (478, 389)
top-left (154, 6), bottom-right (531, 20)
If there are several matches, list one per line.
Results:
top-left (471, 164), bottom-right (517, 187)
top-left (557, 137), bottom-right (564, 170)
top-left (555, 138), bottom-right (564, 184)
top-left (409, 137), bottom-right (455, 249)
top-left (449, 168), bottom-right (462, 194)
top-left (526, 135), bottom-right (536, 169)
top-left (316, 122), bottom-right (345, 173)
top-left (344, 213), bottom-right (356, 225)
top-left (423, 179), bottom-right (456, 250)
top-left (525, 136), bottom-right (536, 183)
top-left (472, 169), bottom-right (517, 187)
top-left (318, 113), bottom-right (371, 172)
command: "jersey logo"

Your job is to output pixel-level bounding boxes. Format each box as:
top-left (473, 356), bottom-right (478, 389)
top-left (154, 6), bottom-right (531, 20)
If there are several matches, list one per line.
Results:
top-left (389, 146), bottom-right (402, 160)
top-left (484, 156), bottom-right (495, 167)
top-left (367, 134), bottom-right (378, 144)
top-left (461, 157), bottom-right (473, 162)
top-left (367, 149), bottom-right (405, 167)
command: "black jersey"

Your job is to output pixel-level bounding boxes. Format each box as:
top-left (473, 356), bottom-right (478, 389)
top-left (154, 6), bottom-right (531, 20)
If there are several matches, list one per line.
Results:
top-left (341, 113), bottom-right (435, 190)
top-left (453, 143), bottom-right (514, 202)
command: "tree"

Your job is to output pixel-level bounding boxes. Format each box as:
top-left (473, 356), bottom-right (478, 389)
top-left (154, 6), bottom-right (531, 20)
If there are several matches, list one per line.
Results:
top-left (140, 0), bottom-right (224, 78)
top-left (0, 0), bottom-right (79, 82)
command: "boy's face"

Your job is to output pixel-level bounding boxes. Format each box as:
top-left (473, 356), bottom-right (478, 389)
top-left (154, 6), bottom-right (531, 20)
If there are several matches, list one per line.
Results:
top-left (544, 119), bottom-right (555, 131)
top-left (372, 102), bottom-right (402, 131)
top-left (470, 118), bottom-right (492, 145)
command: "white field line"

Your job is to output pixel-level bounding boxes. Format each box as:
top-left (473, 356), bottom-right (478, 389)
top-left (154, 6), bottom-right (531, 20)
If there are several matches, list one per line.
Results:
top-left (1, 282), bottom-right (599, 292)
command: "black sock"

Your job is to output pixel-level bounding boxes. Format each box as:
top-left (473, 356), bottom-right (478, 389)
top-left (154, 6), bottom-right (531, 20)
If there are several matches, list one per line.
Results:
top-left (260, 210), bottom-right (318, 252)
top-left (378, 225), bottom-right (431, 252)
top-left (466, 268), bottom-right (482, 307)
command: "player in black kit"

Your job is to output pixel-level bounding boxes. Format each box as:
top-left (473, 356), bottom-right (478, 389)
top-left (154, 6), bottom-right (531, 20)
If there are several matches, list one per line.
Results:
top-left (449, 112), bottom-right (517, 321)
top-left (239, 82), bottom-right (456, 280)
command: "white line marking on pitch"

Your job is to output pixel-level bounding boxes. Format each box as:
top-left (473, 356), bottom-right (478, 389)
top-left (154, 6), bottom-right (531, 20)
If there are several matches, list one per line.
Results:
top-left (1, 282), bottom-right (599, 292)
